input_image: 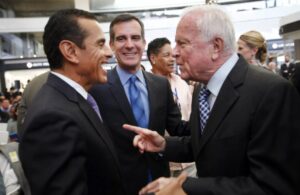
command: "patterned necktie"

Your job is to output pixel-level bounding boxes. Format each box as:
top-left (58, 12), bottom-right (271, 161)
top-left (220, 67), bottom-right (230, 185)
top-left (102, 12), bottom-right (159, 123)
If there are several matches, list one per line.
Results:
top-left (87, 93), bottom-right (102, 121)
top-left (199, 86), bottom-right (211, 134)
top-left (128, 75), bottom-right (148, 128)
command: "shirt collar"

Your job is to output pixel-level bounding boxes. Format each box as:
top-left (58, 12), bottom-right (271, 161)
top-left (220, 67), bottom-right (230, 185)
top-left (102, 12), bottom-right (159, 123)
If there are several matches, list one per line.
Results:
top-left (206, 53), bottom-right (238, 96)
top-left (50, 71), bottom-right (88, 99)
top-left (116, 65), bottom-right (146, 86)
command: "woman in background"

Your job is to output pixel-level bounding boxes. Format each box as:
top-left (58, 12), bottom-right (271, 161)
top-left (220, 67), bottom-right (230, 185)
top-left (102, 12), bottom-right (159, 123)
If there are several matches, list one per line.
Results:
top-left (238, 30), bottom-right (268, 68)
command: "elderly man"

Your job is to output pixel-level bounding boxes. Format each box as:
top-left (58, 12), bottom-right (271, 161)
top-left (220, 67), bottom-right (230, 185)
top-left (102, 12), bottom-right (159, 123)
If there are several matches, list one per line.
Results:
top-left (124, 5), bottom-right (300, 195)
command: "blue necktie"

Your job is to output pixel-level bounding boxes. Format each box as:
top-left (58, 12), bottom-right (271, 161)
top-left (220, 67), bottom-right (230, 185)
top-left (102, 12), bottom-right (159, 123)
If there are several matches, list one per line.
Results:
top-left (129, 76), bottom-right (152, 182)
top-left (128, 75), bottom-right (148, 128)
top-left (199, 86), bottom-right (211, 134)
top-left (87, 93), bottom-right (102, 121)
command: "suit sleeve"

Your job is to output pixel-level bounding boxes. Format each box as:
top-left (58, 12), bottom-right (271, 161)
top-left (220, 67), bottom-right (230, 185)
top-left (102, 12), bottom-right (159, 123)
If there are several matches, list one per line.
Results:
top-left (168, 81), bottom-right (300, 195)
top-left (19, 109), bottom-right (87, 195)
top-left (164, 136), bottom-right (194, 162)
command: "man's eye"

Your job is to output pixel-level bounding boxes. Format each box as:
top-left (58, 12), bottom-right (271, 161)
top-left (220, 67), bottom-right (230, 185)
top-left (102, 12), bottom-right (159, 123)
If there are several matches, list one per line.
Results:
top-left (132, 36), bottom-right (141, 41)
top-left (178, 42), bottom-right (186, 47)
top-left (116, 37), bottom-right (125, 42)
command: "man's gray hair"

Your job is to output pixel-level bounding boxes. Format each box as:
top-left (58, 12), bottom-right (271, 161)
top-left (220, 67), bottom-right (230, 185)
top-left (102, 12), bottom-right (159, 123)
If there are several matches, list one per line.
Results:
top-left (182, 5), bottom-right (236, 54)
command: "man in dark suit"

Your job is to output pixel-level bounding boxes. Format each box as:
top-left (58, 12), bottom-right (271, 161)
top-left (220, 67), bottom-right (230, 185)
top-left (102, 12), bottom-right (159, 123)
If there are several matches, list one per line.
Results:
top-left (280, 53), bottom-right (296, 79)
top-left (291, 62), bottom-right (300, 94)
top-left (19, 9), bottom-right (126, 195)
top-left (90, 14), bottom-right (189, 195)
top-left (124, 5), bottom-right (300, 195)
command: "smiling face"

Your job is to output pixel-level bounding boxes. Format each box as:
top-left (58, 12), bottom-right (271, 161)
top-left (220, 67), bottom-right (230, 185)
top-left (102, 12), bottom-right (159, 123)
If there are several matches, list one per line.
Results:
top-left (151, 43), bottom-right (175, 76)
top-left (110, 20), bottom-right (146, 73)
top-left (76, 18), bottom-right (112, 86)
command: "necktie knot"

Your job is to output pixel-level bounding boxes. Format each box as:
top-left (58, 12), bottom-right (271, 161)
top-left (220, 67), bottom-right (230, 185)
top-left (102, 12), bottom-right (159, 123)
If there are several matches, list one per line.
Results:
top-left (199, 87), bottom-right (210, 99)
top-left (130, 75), bottom-right (138, 83)
top-left (87, 94), bottom-right (97, 107)
top-left (87, 93), bottom-right (102, 121)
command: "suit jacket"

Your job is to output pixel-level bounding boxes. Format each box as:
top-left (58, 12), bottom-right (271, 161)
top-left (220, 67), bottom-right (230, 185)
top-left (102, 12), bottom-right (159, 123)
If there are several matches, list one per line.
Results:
top-left (291, 62), bottom-right (300, 94)
top-left (280, 62), bottom-right (296, 79)
top-left (165, 56), bottom-right (300, 195)
top-left (19, 74), bottom-right (126, 195)
top-left (17, 71), bottom-right (49, 138)
top-left (90, 68), bottom-right (189, 195)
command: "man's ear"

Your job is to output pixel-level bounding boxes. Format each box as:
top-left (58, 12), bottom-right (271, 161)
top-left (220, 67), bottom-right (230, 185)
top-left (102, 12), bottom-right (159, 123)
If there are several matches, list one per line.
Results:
top-left (211, 37), bottom-right (224, 61)
top-left (59, 40), bottom-right (79, 64)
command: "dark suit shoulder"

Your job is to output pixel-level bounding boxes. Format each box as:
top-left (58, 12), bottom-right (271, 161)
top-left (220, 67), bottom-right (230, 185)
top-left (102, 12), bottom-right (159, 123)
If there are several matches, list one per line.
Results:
top-left (144, 71), bottom-right (169, 83)
top-left (247, 64), bottom-right (291, 89)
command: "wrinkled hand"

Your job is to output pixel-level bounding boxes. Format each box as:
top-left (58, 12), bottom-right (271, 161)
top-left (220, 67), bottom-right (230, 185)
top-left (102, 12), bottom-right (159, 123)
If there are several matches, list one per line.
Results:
top-left (123, 124), bottom-right (166, 153)
top-left (139, 172), bottom-right (188, 195)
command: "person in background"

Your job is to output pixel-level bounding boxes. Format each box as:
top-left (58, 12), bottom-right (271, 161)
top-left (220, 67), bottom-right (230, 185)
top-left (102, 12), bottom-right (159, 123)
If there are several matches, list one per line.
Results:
top-left (267, 56), bottom-right (278, 74)
top-left (17, 71), bottom-right (49, 139)
top-left (147, 37), bottom-right (195, 177)
top-left (124, 5), bottom-right (300, 195)
top-left (0, 109), bottom-right (9, 123)
top-left (267, 61), bottom-right (278, 74)
top-left (19, 9), bottom-right (126, 195)
top-left (280, 53), bottom-right (296, 80)
top-left (147, 37), bottom-right (192, 121)
top-left (6, 102), bottom-right (19, 141)
top-left (0, 99), bottom-right (11, 113)
top-left (0, 142), bottom-right (31, 195)
top-left (290, 61), bottom-right (300, 94)
top-left (90, 13), bottom-right (189, 195)
top-left (237, 30), bottom-right (268, 68)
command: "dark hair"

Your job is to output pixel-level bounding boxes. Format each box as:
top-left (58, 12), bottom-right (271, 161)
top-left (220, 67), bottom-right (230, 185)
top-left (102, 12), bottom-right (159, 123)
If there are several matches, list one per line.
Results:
top-left (109, 13), bottom-right (145, 42)
top-left (146, 37), bottom-right (171, 62)
top-left (43, 9), bottom-right (97, 70)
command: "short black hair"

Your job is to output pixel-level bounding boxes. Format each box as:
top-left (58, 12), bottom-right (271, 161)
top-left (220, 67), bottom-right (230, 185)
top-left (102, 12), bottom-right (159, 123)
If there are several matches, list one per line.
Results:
top-left (109, 13), bottom-right (145, 42)
top-left (147, 37), bottom-right (171, 62)
top-left (43, 9), bottom-right (97, 70)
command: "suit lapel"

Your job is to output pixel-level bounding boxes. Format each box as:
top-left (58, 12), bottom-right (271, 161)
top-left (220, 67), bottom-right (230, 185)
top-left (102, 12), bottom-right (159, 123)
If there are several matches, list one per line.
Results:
top-left (77, 98), bottom-right (120, 164)
top-left (143, 72), bottom-right (156, 129)
top-left (190, 85), bottom-right (202, 157)
top-left (108, 68), bottom-right (136, 124)
top-left (48, 74), bottom-right (120, 167)
top-left (195, 57), bottom-right (247, 157)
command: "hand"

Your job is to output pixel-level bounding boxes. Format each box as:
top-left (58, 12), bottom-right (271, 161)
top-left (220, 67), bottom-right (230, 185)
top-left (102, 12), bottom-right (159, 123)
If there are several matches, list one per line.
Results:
top-left (123, 124), bottom-right (166, 153)
top-left (139, 172), bottom-right (188, 195)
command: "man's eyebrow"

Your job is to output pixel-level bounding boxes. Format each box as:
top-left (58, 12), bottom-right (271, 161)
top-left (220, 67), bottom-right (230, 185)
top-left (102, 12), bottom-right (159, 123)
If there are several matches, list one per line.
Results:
top-left (97, 38), bottom-right (106, 44)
